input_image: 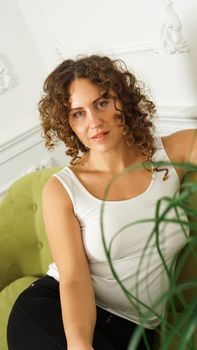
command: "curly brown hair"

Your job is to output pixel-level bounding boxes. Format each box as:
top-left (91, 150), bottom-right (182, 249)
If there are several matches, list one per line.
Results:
top-left (38, 54), bottom-right (157, 165)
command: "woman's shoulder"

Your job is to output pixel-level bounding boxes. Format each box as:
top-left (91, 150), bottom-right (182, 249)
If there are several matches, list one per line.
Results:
top-left (42, 174), bottom-right (73, 209)
top-left (161, 129), bottom-right (197, 164)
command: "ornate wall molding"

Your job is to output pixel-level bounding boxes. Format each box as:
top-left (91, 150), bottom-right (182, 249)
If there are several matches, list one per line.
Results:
top-left (0, 57), bottom-right (13, 94)
top-left (93, 42), bottom-right (160, 56)
top-left (0, 157), bottom-right (52, 198)
top-left (156, 105), bottom-right (197, 134)
top-left (36, 0), bottom-right (190, 59)
top-left (36, 1), bottom-right (159, 60)
top-left (51, 41), bottom-right (160, 61)
top-left (0, 123), bottom-right (42, 165)
top-left (160, 0), bottom-right (190, 54)
top-left (0, 121), bottom-right (54, 198)
top-left (37, 2), bottom-right (159, 59)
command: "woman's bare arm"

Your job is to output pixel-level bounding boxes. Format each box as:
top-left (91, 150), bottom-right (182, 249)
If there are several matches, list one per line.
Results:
top-left (164, 129), bottom-right (197, 163)
top-left (42, 176), bottom-right (96, 349)
top-left (162, 129), bottom-right (197, 181)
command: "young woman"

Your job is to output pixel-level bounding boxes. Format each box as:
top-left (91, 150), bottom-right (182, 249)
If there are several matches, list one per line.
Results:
top-left (7, 55), bottom-right (197, 350)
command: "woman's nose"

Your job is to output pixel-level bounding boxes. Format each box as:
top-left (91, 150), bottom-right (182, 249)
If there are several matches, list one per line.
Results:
top-left (87, 110), bottom-right (103, 128)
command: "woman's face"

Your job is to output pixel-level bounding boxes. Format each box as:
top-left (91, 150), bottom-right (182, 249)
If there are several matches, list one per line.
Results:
top-left (68, 78), bottom-right (125, 152)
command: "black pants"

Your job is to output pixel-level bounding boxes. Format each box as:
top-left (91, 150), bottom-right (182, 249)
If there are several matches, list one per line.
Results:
top-left (7, 275), bottom-right (156, 350)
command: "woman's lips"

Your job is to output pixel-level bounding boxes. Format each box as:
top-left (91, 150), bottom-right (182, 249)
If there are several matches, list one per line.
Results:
top-left (90, 132), bottom-right (109, 141)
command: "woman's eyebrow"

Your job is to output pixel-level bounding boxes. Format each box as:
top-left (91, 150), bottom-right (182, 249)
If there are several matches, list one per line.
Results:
top-left (70, 96), bottom-right (103, 111)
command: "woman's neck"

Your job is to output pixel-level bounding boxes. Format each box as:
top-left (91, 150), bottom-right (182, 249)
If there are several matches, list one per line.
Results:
top-left (79, 144), bottom-right (142, 175)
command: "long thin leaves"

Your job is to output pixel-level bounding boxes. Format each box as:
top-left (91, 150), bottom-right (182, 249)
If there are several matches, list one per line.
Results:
top-left (99, 161), bottom-right (197, 349)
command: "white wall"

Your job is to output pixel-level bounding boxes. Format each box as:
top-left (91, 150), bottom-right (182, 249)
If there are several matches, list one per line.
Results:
top-left (0, 0), bottom-right (69, 199)
top-left (0, 0), bottom-right (46, 141)
top-left (0, 0), bottom-right (197, 199)
top-left (17, 0), bottom-right (197, 129)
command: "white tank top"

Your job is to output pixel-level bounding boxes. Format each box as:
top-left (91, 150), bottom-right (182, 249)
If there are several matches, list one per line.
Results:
top-left (47, 137), bottom-right (189, 329)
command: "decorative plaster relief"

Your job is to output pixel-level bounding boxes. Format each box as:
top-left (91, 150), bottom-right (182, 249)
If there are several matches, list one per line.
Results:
top-left (0, 57), bottom-right (13, 94)
top-left (161, 0), bottom-right (190, 54)
top-left (37, 0), bottom-right (190, 59)
top-left (21, 157), bottom-right (52, 176)
top-left (37, 0), bottom-right (159, 59)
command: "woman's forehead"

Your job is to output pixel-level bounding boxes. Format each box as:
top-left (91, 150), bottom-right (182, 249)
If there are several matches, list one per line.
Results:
top-left (68, 78), bottom-right (114, 108)
top-left (69, 78), bottom-right (102, 95)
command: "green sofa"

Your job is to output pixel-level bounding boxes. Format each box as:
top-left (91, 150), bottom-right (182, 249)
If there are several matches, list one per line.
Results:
top-left (0, 167), bottom-right (196, 350)
top-left (0, 167), bottom-right (61, 350)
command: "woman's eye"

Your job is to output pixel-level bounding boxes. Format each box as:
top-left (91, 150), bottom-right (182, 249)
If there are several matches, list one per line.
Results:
top-left (73, 111), bottom-right (84, 118)
top-left (97, 100), bottom-right (108, 109)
